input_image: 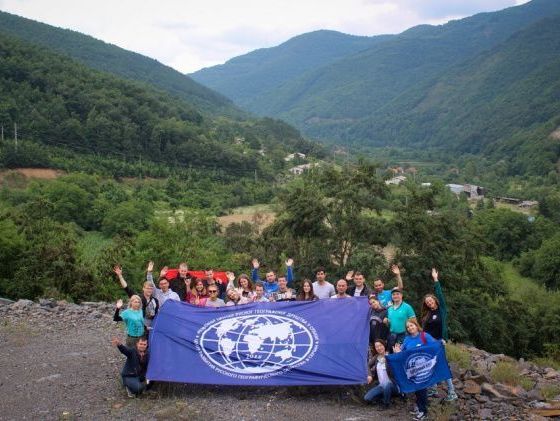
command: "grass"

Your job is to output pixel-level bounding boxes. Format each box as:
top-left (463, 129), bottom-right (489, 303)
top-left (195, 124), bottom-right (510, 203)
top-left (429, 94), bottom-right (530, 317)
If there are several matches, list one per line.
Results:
top-left (76, 231), bottom-right (112, 265)
top-left (540, 385), bottom-right (560, 400)
top-left (519, 377), bottom-right (535, 391)
top-left (490, 361), bottom-right (536, 389)
top-left (533, 357), bottom-right (560, 371)
top-left (445, 343), bottom-right (471, 370)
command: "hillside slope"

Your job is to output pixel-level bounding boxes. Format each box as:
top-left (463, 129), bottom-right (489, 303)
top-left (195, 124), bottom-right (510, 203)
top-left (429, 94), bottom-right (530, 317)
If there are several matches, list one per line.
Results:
top-left (191, 0), bottom-right (560, 158)
top-left (0, 10), bottom-right (241, 117)
top-left (191, 30), bottom-right (392, 108)
top-left (0, 33), bottom-right (319, 176)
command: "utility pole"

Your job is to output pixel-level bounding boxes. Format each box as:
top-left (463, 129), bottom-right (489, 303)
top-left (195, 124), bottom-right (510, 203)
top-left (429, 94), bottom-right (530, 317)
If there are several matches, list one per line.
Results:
top-left (14, 123), bottom-right (17, 151)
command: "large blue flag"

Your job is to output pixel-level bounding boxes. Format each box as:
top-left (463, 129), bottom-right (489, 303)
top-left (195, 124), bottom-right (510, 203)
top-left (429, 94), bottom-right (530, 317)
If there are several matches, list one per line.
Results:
top-left (386, 341), bottom-right (452, 393)
top-left (147, 298), bottom-right (370, 386)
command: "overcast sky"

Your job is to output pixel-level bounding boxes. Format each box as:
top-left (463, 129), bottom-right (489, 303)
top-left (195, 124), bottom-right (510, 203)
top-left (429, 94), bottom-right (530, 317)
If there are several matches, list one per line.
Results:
top-left (0, 0), bottom-right (530, 73)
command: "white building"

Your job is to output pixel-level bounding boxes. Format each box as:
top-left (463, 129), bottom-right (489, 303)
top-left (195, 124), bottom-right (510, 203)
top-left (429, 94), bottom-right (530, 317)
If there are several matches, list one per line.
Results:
top-left (284, 152), bottom-right (307, 162)
top-left (385, 175), bottom-right (407, 185)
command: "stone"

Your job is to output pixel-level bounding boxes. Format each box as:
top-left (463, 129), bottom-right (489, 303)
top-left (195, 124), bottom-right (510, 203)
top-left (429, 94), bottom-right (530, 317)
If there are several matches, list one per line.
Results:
top-left (543, 368), bottom-right (559, 379)
top-left (0, 297), bottom-right (15, 305)
top-left (494, 383), bottom-right (523, 398)
top-left (481, 383), bottom-right (506, 399)
top-left (465, 372), bottom-right (491, 385)
top-left (479, 408), bottom-right (493, 419)
top-left (36, 373), bottom-right (61, 383)
top-left (39, 298), bottom-right (56, 308)
top-left (12, 299), bottom-right (34, 308)
top-left (475, 395), bottom-right (490, 403)
top-left (464, 380), bottom-right (482, 395)
top-left (526, 388), bottom-right (543, 401)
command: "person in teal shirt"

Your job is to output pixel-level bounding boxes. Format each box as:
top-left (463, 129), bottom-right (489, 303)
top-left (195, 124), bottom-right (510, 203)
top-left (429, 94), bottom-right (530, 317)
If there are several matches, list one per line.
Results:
top-left (384, 287), bottom-right (416, 350)
top-left (114, 295), bottom-right (145, 347)
top-left (372, 265), bottom-right (404, 307)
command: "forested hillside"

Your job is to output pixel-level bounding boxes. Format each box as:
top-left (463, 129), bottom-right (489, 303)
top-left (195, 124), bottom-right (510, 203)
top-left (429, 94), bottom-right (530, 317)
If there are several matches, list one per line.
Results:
top-left (0, 10), bottom-right (239, 116)
top-left (0, 33), bottom-right (323, 178)
top-left (192, 30), bottom-right (392, 108)
top-left (191, 0), bottom-right (560, 177)
top-left (346, 15), bottom-right (560, 176)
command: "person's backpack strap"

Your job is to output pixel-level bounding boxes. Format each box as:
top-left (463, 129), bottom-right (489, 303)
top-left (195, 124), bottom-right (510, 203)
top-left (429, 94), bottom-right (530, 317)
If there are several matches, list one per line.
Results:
top-left (421, 331), bottom-right (427, 345)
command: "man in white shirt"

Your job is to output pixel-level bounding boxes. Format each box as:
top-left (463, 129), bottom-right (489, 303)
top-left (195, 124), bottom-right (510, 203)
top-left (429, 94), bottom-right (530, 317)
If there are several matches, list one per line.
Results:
top-left (146, 263), bottom-right (180, 306)
top-left (312, 267), bottom-right (335, 299)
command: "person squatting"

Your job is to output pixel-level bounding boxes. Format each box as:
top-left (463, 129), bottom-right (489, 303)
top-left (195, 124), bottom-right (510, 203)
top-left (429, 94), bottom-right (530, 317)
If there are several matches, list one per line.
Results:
top-left (111, 259), bottom-right (456, 420)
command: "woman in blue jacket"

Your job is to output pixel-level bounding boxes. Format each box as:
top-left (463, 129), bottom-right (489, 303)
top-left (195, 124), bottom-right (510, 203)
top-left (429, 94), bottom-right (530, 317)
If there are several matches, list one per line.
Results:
top-left (394, 319), bottom-right (436, 421)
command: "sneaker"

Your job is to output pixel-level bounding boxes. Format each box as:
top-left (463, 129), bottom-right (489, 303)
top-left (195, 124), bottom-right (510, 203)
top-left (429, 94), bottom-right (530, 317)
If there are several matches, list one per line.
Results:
top-left (427, 388), bottom-right (438, 397)
top-left (414, 412), bottom-right (427, 420)
top-left (125, 387), bottom-right (135, 398)
top-left (409, 407), bottom-right (420, 416)
top-left (445, 391), bottom-right (458, 401)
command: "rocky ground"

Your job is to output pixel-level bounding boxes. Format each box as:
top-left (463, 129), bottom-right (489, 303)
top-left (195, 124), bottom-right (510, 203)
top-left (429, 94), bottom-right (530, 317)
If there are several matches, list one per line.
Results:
top-left (0, 299), bottom-right (559, 421)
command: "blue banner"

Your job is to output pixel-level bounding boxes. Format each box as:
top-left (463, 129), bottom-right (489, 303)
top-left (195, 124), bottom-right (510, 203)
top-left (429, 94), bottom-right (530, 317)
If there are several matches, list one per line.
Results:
top-left (386, 341), bottom-right (452, 393)
top-left (147, 298), bottom-right (370, 385)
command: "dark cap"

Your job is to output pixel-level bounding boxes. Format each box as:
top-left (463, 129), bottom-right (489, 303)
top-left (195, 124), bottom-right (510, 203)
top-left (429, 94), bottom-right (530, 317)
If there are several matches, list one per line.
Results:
top-left (391, 287), bottom-right (403, 294)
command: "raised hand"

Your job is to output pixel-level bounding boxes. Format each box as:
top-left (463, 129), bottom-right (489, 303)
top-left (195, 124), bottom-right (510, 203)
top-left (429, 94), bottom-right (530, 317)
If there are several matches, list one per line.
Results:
top-left (391, 264), bottom-right (401, 277)
top-left (111, 337), bottom-right (121, 347)
top-left (345, 270), bottom-right (354, 281)
top-left (226, 271), bottom-right (236, 282)
top-left (159, 266), bottom-right (168, 278)
top-left (116, 299), bottom-right (123, 309)
top-left (251, 259), bottom-right (260, 269)
top-left (432, 268), bottom-right (439, 282)
top-left (113, 265), bottom-right (122, 277)
top-left (285, 258), bottom-right (294, 267)
top-left (147, 261), bottom-right (154, 272)
top-left (393, 343), bottom-right (402, 353)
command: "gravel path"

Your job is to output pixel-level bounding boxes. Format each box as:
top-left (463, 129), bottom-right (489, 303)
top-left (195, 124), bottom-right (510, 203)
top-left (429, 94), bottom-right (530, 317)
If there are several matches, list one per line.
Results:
top-left (0, 301), bottom-right (409, 421)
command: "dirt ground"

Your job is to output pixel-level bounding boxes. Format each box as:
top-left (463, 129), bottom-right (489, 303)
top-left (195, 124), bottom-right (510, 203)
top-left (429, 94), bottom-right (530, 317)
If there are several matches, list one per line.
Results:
top-left (0, 302), bottom-right (407, 421)
top-left (0, 168), bottom-right (64, 181)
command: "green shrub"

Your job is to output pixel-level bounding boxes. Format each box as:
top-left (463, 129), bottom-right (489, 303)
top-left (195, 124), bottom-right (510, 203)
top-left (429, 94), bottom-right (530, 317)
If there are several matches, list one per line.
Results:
top-left (540, 385), bottom-right (560, 400)
top-left (446, 343), bottom-right (471, 370)
top-left (490, 361), bottom-right (522, 386)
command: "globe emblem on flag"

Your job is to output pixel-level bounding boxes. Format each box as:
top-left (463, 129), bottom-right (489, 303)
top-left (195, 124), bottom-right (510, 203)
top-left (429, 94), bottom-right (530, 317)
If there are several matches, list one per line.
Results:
top-left (405, 352), bottom-right (438, 384)
top-left (196, 312), bottom-right (318, 376)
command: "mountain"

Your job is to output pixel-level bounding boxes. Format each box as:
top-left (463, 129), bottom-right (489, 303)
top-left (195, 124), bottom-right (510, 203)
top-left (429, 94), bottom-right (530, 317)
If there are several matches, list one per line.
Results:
top-left (354, 13), bottom-right (560, 175)
top-left (190, 0), bottom-right (560, 164)
top-left (0, 10), bottom-right (240, 117)
top-left (191, 30), bottom-right (392, 108)
top-left (0, 32), bottom-right (321, 177)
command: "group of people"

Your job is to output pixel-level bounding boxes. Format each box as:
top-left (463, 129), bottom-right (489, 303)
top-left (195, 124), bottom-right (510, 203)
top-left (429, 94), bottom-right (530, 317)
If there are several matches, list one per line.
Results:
top-left (111, 259), bottom-right (456, 420)
top-left (364, 268), bottom-right (457, 420)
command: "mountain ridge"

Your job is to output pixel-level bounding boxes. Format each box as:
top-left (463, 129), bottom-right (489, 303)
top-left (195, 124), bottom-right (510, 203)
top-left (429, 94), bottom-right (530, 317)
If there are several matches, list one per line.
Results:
top-left (0, 10), bottom-right (242, 117)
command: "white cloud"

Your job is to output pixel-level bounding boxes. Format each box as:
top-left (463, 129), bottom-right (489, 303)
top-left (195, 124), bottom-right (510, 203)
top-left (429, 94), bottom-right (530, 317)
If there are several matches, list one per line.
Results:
top-left (0, 0), bottom-right (526, 73)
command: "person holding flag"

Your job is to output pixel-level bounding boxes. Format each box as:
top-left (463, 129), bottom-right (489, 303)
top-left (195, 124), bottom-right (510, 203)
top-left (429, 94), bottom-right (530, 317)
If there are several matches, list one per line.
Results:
top-left (390, 320), bottom-right (447, 421)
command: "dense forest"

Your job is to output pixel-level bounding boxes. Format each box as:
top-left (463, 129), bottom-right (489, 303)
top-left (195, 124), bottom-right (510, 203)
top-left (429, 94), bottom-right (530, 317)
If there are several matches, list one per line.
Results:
top-left (0, 32), bottom-right (324, 179)
top-left (0, 10), bottom-right (239, 116)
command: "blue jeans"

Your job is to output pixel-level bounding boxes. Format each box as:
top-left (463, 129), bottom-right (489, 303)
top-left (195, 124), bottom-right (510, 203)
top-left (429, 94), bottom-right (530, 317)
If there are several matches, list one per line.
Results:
top-left (122, 376), bottom-right (146, 395)
top-left (387, 332), bottom-right (406, 353)
top-left (415, 388), bottom-right (428, 414)
top-left (364, 381), bottom-right (398, 405)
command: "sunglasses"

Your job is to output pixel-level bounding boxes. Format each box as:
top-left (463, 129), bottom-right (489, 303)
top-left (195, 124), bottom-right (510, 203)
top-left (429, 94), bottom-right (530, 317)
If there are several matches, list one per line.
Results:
top-left (208, 290), bottom-right (218, 293)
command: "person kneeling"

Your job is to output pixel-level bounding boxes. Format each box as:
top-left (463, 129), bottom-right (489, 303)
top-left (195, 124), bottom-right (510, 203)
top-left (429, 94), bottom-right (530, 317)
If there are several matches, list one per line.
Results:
top-left (364, 339), bottom-right (399, 409)
top-left (112, 336), bottom-right (150, 398)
